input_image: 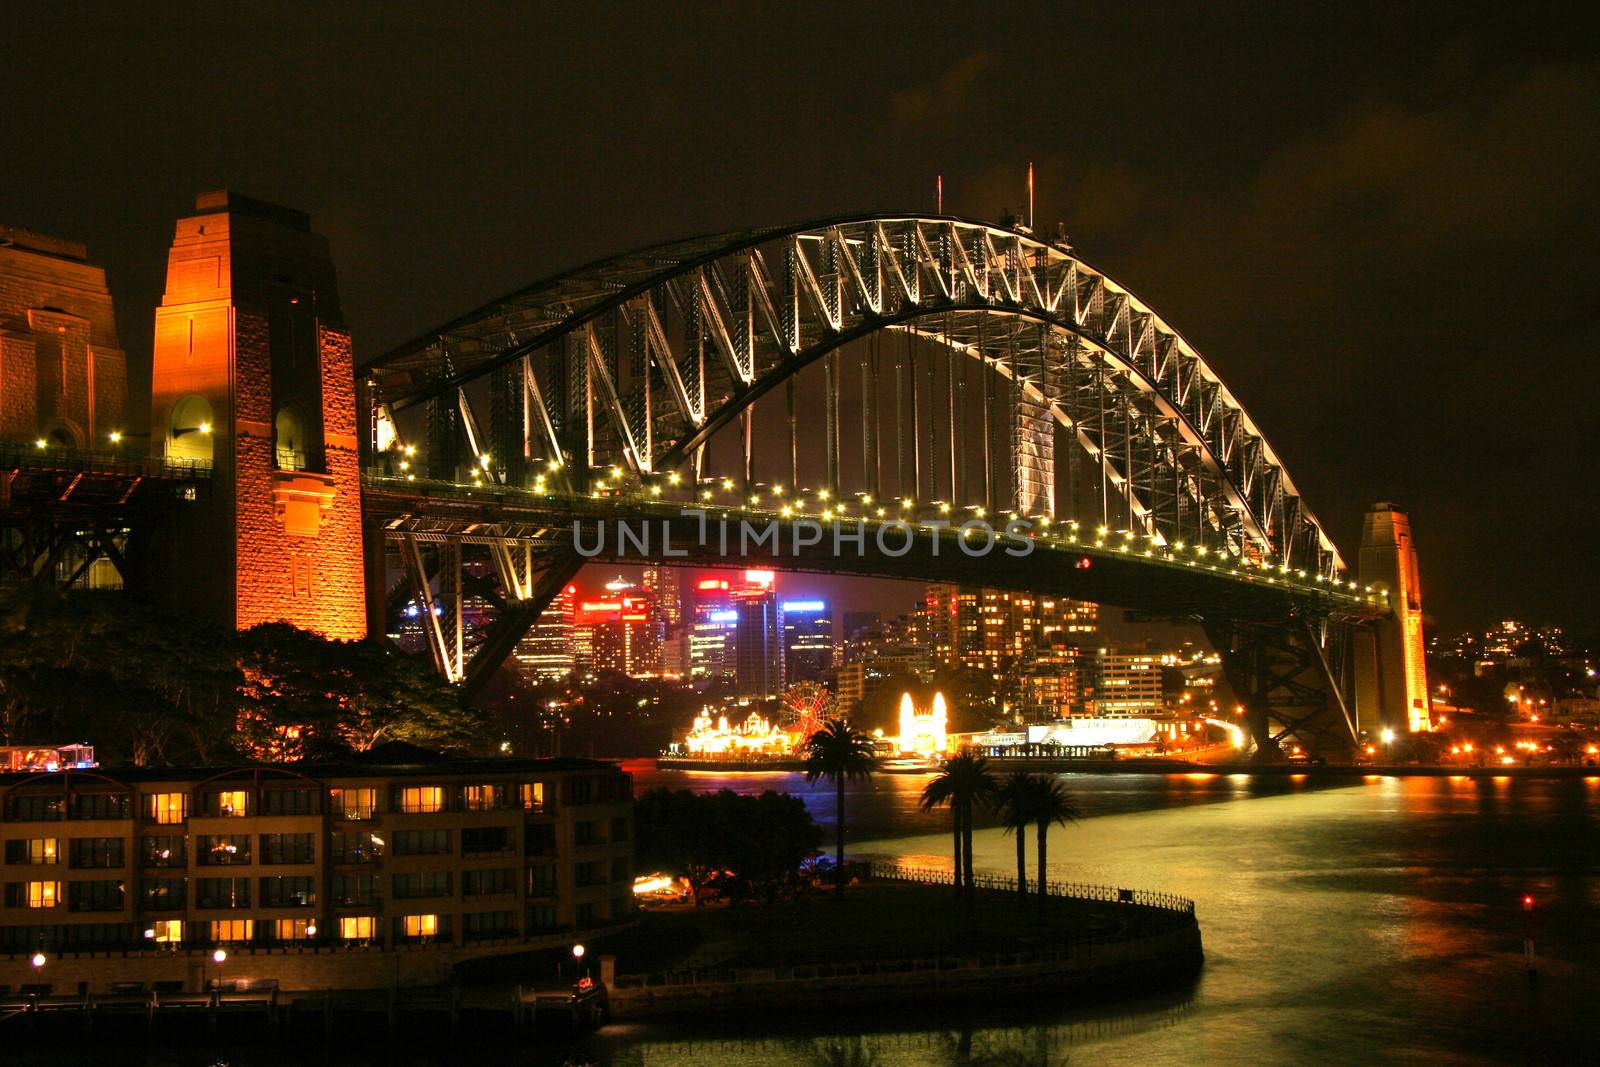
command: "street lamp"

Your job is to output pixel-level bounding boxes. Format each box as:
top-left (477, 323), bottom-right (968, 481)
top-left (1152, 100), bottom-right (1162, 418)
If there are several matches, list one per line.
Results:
top-left (1380, 728), bottom-right (1395, 746)
top-left (30, 952), bottom-right (45, 969)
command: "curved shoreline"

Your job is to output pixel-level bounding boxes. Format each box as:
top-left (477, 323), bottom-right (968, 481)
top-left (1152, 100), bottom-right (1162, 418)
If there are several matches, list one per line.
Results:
top-left (651, 756), bottom-right (1600, 778)
top-left (607, 871), bottom-right (1203, 1019)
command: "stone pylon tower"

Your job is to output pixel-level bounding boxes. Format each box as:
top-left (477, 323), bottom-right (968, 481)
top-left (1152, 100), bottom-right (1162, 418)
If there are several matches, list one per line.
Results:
top-left (1354, 503), bottom-right (1429, 735)
top-left (147, 192), bottom-right (365, 639)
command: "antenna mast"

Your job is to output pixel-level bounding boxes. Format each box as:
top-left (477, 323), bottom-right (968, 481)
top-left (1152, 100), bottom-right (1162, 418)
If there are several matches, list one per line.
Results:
top-left (1027, 161), bottom-right (1035, 230)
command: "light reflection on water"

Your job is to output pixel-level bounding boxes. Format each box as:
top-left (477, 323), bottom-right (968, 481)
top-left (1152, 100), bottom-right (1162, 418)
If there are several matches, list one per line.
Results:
top-left (601, 765), bottom-right (1599, 1066)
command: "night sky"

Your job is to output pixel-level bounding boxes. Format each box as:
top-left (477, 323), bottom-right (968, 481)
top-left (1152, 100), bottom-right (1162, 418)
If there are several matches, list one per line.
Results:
top-left (5, 4), bottom-right (1596, 641)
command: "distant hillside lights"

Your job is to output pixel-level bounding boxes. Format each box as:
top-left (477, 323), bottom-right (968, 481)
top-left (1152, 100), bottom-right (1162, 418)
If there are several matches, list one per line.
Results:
top-left (898, 692), bottom-right (949, 757)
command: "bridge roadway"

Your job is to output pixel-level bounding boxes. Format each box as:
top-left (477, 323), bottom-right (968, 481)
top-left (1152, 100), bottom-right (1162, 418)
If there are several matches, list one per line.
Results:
top-left (362, 471), bottom-right (1389, 620)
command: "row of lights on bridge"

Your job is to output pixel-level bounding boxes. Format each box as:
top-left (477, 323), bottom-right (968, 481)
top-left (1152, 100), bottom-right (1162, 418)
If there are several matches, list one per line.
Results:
top-left (384, 445), bottom-right (1386, 604)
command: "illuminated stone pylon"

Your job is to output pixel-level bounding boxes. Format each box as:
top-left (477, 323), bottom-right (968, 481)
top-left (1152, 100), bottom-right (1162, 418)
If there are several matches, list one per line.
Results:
top-left (1354, 503), bottom-right (1429, 735)
top-left (147, 192), bottom-right (365, 638)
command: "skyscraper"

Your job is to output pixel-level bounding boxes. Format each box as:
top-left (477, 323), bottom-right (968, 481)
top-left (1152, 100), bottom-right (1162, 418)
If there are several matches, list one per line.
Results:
top-left (572, 580), bottom-right (660, 678)
top-left (642, 566), bottom-right (686, 680)
top-left (780, 599), bottom-right (834, 684)
top-left (688, 577), bottom-right (737, 683)
top-left (514, 582), bottom-right (575, 682)
top-left (734, 570), bottom-right (780, 699)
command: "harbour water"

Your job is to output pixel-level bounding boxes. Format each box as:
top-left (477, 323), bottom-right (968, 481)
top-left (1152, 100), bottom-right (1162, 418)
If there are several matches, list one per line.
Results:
top-left (594, 764), bottom-right (1599, 1066)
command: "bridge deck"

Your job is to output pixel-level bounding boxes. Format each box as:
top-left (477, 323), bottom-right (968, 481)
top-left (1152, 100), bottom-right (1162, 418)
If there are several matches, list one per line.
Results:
top-left (362, 473), bottom-right (1389, 623)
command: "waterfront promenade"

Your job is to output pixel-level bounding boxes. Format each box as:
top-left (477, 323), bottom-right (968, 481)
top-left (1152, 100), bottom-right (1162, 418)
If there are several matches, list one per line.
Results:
top-left (604, 865), bottom-right (1201, 1017)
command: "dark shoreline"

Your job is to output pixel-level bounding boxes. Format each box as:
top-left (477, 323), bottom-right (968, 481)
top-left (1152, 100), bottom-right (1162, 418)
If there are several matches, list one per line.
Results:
top-left (651, 756), bottom-right (1600, 778)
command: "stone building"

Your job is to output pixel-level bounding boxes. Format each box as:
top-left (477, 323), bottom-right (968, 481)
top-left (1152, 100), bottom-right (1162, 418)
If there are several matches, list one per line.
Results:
top-left (0, 226), bottom-right (127, 449)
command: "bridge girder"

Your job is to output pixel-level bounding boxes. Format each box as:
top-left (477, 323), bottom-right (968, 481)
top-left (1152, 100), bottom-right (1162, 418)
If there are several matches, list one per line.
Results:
top-left (360, 215), bottom-right (1378, 715)
top-left (363, 215), bottom-right (1343, 579)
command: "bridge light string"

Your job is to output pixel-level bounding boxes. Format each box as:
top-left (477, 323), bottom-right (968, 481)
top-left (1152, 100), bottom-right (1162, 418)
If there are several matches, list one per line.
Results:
top-left (379, 450), bottom-right (1369, 601)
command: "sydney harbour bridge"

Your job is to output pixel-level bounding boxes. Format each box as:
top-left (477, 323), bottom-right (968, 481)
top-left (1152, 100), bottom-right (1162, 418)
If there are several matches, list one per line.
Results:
top-left (0, 195), bottom-right (1428, 759)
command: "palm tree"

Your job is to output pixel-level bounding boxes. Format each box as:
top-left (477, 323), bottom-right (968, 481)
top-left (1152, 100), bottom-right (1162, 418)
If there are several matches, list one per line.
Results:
top-left (918, 752), bottom-right (997, 894)
top-left (1030, 777), bottom-right (1081, 920)
top-left (803, 717), bottom-right (879, 895)
top-left (993, 771), bottom-right (1037, 902)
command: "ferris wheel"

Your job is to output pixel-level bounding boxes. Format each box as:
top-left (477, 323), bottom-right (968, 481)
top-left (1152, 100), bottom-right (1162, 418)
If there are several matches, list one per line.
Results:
top-left (780, 682), bottom-right (832, 741)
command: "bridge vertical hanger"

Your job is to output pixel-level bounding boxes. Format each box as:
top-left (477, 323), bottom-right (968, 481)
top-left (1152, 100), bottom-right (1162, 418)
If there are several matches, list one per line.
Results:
top-left (522, 355), bottom-right (565, 481)
top-left (786, 378), bottom-right (798, 489)
top-left (825, 353), bottom-right (840, 496)
top-left (862, 336), bottom-right (879, 501)
top-left (894, 336), bottom-right (908, 497)
top-left (741, 405), bottom-right (753, 493)
top-left (972, 321), bottom-right (985, 511)
top-left (909, 334), bottom-right (921, 498)
top-left (582, 322), bottom-right (646, 476)
top-left (952, 332), bottom-right (966, 507)
top-left (945, 315), bottom-right (958, 504)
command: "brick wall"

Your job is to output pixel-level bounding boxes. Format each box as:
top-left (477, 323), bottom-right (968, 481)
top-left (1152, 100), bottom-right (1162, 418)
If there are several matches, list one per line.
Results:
top-left (0, 241), bottom-right (127, 446)
top-left (149, 194), bottom-right (367, 641)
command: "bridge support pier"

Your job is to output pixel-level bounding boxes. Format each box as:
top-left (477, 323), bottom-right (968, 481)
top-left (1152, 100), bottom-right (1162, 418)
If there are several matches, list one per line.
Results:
top-left (1204, 613), bottom-right (1358, 760)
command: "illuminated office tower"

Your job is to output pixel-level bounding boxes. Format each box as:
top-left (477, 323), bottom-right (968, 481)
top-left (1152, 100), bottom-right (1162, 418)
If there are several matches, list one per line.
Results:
top-left (514, 582), bottom-right (575, 682)
top-left (733, 570), bottom-right (780, 700)
top-left (642, 566), bottom-right (685, 679)
top-left (688, 577), bottom-right (737, 683)
top-left (1089, 648), bottom-right (1165, 716)
top-left (780, 598), bottom-right (834, 684)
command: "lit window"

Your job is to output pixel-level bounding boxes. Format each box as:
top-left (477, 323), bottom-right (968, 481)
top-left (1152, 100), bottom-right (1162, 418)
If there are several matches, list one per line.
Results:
top-left (330, 787), bottom-right (377, 820)
top-left (462, 784), bottom-right (504, 811)
top-left (213, 790), bottom-right (249, 817)
top-left (397, 787), bottom-right (443, 814)
top-left (26, 881), bottom-right (60, 908)
top-left (340, 915), bottom-right (376, 941)
top-left (274, 918), bottom-right (313, 941)
top-left (146, 793), bottom-right (189, 825)
top-left (150, 919), bottom-right (183, 943)
top-left (403, 913), bottom-right (438, 937)
top-left (209, 919), bottom-right (254, 943)
top-left (17, 838), bottom-right (58, 864)
top-left (520, 783), bottom-right (545, 811)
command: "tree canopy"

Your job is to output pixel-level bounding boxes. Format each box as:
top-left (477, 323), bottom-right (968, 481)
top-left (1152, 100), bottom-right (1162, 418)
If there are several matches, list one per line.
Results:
top-left (635, 787), bottom-right (822, 905)
top-left (0, 588), bottom-right (487, 766)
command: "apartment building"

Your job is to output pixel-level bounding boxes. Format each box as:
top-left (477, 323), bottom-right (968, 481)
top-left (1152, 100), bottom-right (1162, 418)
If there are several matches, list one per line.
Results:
top-left (0, 753), bottom-right (633, 991)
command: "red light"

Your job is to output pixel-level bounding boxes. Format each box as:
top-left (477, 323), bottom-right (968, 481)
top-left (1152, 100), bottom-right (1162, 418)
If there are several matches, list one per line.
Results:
top-left (1523, 895), bottom-right (1534, 908)
top-left (1075, 557), bottom-right (1092, 570)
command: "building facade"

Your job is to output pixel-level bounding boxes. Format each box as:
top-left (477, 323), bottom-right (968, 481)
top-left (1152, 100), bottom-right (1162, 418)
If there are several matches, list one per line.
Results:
top-left (0, 226), bottom-right (127, 451)
top-left (514, 582), bottom-right (576, 682)
top-left (146, 192), bottom-right (365, 639)
top-left (733, 571), bottom-right (779, 699)
top-left (779, 599), bottom-right (834, 685)
top-left (1089, 649), bottom-right (1166, 716)
top-left (0, 756), bottom-right (632, 991)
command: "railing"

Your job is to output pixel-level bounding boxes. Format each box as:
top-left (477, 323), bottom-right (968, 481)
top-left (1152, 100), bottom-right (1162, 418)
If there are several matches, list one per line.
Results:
top-left (869, 862), bottom-right (1195, 915)
top-left (0, 443), bottom-right (212, 480)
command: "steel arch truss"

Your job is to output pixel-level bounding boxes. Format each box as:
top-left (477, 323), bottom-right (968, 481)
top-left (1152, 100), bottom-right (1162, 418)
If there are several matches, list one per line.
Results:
top-left (365, 215), bottom-right (1344, 579)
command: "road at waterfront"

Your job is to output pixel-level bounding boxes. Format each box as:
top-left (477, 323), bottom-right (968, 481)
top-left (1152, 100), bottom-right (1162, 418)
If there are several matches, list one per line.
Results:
top-left (591, 766), bottom-right (1599, 1065)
